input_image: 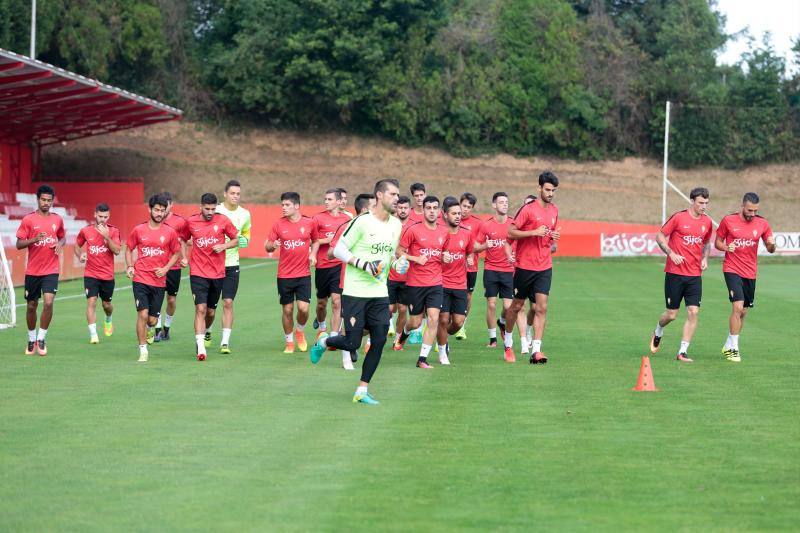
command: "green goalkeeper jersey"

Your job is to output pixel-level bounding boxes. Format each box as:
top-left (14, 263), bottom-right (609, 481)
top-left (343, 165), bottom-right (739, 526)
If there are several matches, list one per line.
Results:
top-left (215, 203), bottom-right (252, 267)
top-left (340, 212), bottom-right (402, 298)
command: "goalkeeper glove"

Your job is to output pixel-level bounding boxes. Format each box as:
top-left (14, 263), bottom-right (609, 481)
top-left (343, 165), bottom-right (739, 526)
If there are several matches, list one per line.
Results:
top-left (237, 236), bottom-right (249, 248)
top-left (353, 258), bottom-right (385, 279)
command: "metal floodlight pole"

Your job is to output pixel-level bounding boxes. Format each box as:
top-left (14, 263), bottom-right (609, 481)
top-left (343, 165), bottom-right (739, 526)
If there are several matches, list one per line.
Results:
top-left (30, 0), bottom-right (37, 58)
top-left (661, 100), bottom-right (671, 225)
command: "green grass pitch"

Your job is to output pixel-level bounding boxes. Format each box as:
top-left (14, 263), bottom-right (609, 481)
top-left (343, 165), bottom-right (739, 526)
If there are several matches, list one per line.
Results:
top-left (2, 257), bottom-right (798, 531)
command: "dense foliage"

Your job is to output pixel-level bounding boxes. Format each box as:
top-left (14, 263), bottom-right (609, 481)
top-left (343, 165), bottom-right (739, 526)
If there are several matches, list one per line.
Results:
top-left (2, 0), bottom-right (798, 166)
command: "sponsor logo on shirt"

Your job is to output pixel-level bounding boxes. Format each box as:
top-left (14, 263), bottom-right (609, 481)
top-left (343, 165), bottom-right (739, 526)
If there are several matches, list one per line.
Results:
top-left (731, 238), bottom-right (757, 248)
top-left (420, 248), bottom-right (442, 258)
top-left (371, 242), bottom-right (394, 254)
top-left (141, 246), bottom-right (166, 257)
top-left (195, 236), bottom-right (220, 248)
top-left (33, 236), bottom-right (58, 247)
top-left (682, 235), bottom-right (705, 245)
top-left (449, 251), bottom-right (466, 261)
top-left (89, 244), bottom-right (109, 255)
top-left (487, 238), bottom-right (506, 248)
top-left (283, 239), bottom-right (307, 250)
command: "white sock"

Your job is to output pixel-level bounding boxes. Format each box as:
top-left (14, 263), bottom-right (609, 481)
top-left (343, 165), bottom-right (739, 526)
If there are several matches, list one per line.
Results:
top-left (343, 350), bottom-right (351, 361)
top-left (521, 336), bottom-right (529, 352)
top-left (503, 331), bottom-right (513, 348)
top-left (196, 334), bottom-right (206, 354)
top-left (356, 385), bottom-right (368, 395)
top-left (526, 325), bottom-right (533, 339)
top-left (723, 335), bottom-right (732, 350)
top-left (88, 323), bottom-right (97, 336)
top-left (285, 332), bottom-right (294, 343)
top-left (164, 314), bottom-right (173, 327)
top-left (437, 344), bottom-right (447, 355)
top-left (532, 339), bottom-right (542, 353)
top-left (139, 344), bottom-right (148, 355)
top-left (499, 317), bottom-right (506, 325)
top-left (679, 341), bottom-right (690, 354)
top-left (420, 343), bottom-right (432, 359)
top-left (205, 326), bottom-right (212, 334)
top-left (730, 334), bottom-right (739, 350)
top-left (296, 322), bottom-right (306, 330)
top-left (330, 330), bottom-right (339, 337)
top-left (221, 328), bottom-right (232, 345)
top-left (156, 315), bottom-right (162, 328)
top-left (655, 323), bottom-right (665, 337)
top-left (28, 329), bottom-right (36, 342)
top-left (37, 328), bottom-right (47, 341)
top-left (488, 327), bottom-right (497, 338)
top-left (318, 320), bottom-right (326, 331)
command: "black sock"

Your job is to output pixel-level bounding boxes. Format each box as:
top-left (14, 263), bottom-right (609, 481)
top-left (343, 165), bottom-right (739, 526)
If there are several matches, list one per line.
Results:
top-left (155, 327), bottom-right (162, 334)
top-left (164, 326), bottom-right (170, 334)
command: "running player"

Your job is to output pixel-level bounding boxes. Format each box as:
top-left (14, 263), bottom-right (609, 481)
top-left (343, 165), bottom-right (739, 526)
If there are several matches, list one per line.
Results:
top-left (154, 192), bottom-right (188, 342)
top-left (125, 194), bottom-right (181, 362)
top-left (265, 192), bottom-right (315, 353)
top-left (648, 187), bottom-right (713, 363)
top-left (388, 195), bottom-right (411, 344)
top-left (504, 172), bottom-right (561, 364)
top-left (310, 179), bottom-right (403, 405)
top-left (714, 192), bottom-right (776, 362)
top-left (454, 192), bottom-right (481, 340)
top-left (436, 196), bottom-right (474, 364)
top-left (395, 195), bottom-right (450, 368)
top-left (474, 192), bottom-right (516, 348)
top-left (75, 203), bottom-right (121, 344)
top-left (408, 182), bottom-right (426, 224)
top-left (15, 184), bottom-right (65, 356)
top-left (211, 179), bottom-right (252, 353)
top-left (311, 189), bottom-right (349, 340)
top-left (180, 193), bottom-right (239, 361)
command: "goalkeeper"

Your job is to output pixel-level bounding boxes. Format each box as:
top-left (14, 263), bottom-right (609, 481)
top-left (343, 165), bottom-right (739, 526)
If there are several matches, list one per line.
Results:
top-left (310, 179), bottom-right (404, 405)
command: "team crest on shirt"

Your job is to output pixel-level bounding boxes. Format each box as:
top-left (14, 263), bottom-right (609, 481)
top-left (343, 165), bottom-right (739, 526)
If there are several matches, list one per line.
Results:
top-left (300, 227), bottom-right (305, 234)
top-left (214, 225), bottom-right (219, 232)
top-left (438, 237), bottom-right (443, 245)
top-left (52, 224), bottom-right (56, 231)
top-left (160, 236), bottom-right (165, 244)
top-left (701, 225), bottom-right (706, 233)
top-left (753, 230), bottom-right (757, 237)
top-left (459, 240), bottom-right (464, 248)
top-left (552, 218), bottom-right (556, 225)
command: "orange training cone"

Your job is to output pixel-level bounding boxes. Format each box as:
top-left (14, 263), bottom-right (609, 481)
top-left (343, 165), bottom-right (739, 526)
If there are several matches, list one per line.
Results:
top-left (632, 356), bottom-right (659, 391)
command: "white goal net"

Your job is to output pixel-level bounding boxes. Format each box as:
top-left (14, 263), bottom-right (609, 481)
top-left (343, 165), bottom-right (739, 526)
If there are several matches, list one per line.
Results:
top-left (0, 243), bottom-right (16, 329)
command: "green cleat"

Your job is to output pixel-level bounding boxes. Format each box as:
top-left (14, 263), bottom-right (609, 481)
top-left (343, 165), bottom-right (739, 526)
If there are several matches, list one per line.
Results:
top-left (204, 331), bottom-right (212, 348)
top-left (353, 392), bottom-right (380, 405)
top-left (146, 328), bottom-right (155, 345)
top-left (220, 344), bottom-right (231, 354)
top-left (454, 326), bottom-right (467, 340)
top-left (310, 333), bottom-right (328, 364)
top-left (723, 348), bottom-right (741, 362)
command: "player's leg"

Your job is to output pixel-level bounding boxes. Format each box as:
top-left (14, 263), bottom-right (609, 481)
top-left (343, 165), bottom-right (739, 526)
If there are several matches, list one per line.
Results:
top-left (456, 272), bottom-right (476, 340)
top-left (651, 273), bottom-right (681, 354)
top-left (133, 283), bottom-right (153, 361)
top-left (205, 279), bottom-right (224, 354)
top-left (417, 287), bottom-right (442, 368)
top-left (313, 295), bottom-right (365, 363)
top-left (314, 296), bottom-right (328, 331)
top-left (36, 277), bottom-right (57, 355)
top-left (397, 287), bottom-right (423, 348)
top-left (100, 279), bottom-right (114, 337)
top-left (352, 299), bottom-right (388, 404)
top-left (526, 303), bottom-right (535, 345)
top-left (437, 308), bottom-right (450, 362)
top-left (676, 276), bottom-right (701, 362)
top-left (24, 276), bottom-right (39, 354)
top-left (529, 293), bottom-right (548, 363)
top-left (281, 303), bottom-right (296, 352)
top-left (87, 296), bottom-right (99, 343)
top-left (294, 277), bottom-right (311, 351)
top-left (330, 293), bottom-right (341, 338)
top-left (516, 306), bottom-right (529, 354)
top-left (486, 296), bottom-right (497, 345)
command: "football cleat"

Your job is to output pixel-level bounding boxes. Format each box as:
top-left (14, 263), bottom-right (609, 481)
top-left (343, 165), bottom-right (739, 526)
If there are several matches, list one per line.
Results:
top-left (530, 351), bottom-right (548, 364)
top-left (154, 329), bottom-right (162, 343)
top-left (723, 348), bottom-right (740, 362)
top-left (497, 319), bottom-right (506, 339)
top-left (388, 321), bottom-right (396, 338)
top-left (146, 329), bottom-right (155, 345)
top-left (504, 347), bottom-right (516, 363)
top-left (90, 334), bottom-right (100, 344)
top-left (283, 341), bottom-right (295, 354)
top-left (36, 339), bottom-right (47, 356)
top-left (220, 344), bottom-right (231, 354)
top-left (312, 318), bottom-right (320, 329)
top-left (204, 331), bottom-right (212, 348)
top-left (676, 352), bottom-right (693, 363)
top-left (103, 320), bottom-right (114, 337)
top-left (353, 392), bottom-right (380, 405)
top-left (439, 345), bottom-right (451, 365)
top-left (310, 333), bottom-right (328, 364)
top-left (159, 329), bottom-right (170, 341)
top-left (392, 341), bottom-right (403, 351)
top-left (650, 334), bottom-right (662, 354)
top-left (350, 350), bottom-right (358, 363)
top-left (25, 341), bottom-right (35, 355)
top-left (295, 329), bottom-right (308, 352)
top-left (454, 326), bottom-right (467, 340)
top-left (416, 359), bottom-right (433, 369)
top-left (197, 353), bottom-right (206, 361)
top-left (138, 351), bottom-right (149, 363)
top-left (342, 354), bottom-right (354, 370)
top-left (487, 338), bottom-right (497, 348)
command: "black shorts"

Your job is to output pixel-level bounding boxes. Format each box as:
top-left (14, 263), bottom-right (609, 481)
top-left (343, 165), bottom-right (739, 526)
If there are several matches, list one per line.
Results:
top-left (315, 265), bottom-right (342, 299)
top-left (406, 285), bottom-right (443, 316)
top-left (484, 269), bottom-right (514, 299)
top-left (388, 280), bottom-right (408, 306)
top-left (84, 276), bottom-right (115, 302)
top-left (442, 287), bottom-right (468, 315)
top-left (664, 273), bottom-right (702, 310)
top-left (466, 271), bottom-right (478, 293)
top-left (166, 269), bottom-right (182, 296)
top-left (724, 272), bottom-right (756, 308)
top-left (277, 276), bottom-right (312, 305)
top-left (513, 268), bottom-right (552, 300)
top-left (222, 266), bottom-right (240, 300)
top-left (341, 295), bottom-right (391, 335)
top-left (132, 282), bottom-right (166, 317)
top-left (191, 276), bottom-right (224, 309)
top-left (24, 273), bottom-right (59, 301)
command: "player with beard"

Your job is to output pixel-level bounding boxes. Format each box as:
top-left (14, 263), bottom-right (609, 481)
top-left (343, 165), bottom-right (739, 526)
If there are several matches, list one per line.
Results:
top-left (453, 193), bottom-right (481, 340)
top-left (388, 195), bottom-right (411, 343)
top-left (436, 197), bottom-right (474, 364)
top-left (15, 184), bottom-right (65, 355)
top-left (504, 172), bottom-right (561, 364)
top-left (648, 187), bottom-right (713, 362)
top-left (310, 179), bottom-right (403, 405)
top-left (125, 194), bottom-right (181, 362)
top-left (180, 193), bottom-right (239, 360)
top-left (395, 196), bottom-right (450, 368)
top-left (154, 192), bottom-right (188, 343)
top-left (714, 192), bottom-right (776, 362)
top-left (75, 203), bottom-right (121, 344)
top-left (311, 189), bottom-right (349, 340)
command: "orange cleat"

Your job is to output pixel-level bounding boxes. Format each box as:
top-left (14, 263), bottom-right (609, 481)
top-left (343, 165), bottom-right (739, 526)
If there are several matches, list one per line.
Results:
top-left (504, 347), bottom-right (516, 363)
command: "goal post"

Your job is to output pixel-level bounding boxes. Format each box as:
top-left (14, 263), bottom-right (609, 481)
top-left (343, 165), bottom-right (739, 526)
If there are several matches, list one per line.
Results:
top-left (0, 242), bottom-right (16, 329)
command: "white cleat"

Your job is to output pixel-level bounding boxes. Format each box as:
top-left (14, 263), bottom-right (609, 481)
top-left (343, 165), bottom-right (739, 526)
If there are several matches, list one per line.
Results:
top-left (342, 355), bottom-right (354, 370)
top-left (138, 351), bottom-right (149, 363)
top-left (439, 353), bottom-right (451, 365)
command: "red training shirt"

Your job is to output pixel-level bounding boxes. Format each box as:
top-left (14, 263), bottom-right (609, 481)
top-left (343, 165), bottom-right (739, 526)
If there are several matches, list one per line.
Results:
top-left (16, 211), bottom-right (65, 276)
top-left (715, 213), bottom-right (772, 279)
top-left (268, 215), bottom-right (314, 279)
top-left (441, 226), bottom-right (474, 289)
top-left (399, 221), bottom-right (450, 287)
top-left (163, 213), bottom-right (188, 271)
top-left (311, 210), bottom-right (349, 269)
top-left (477, 216), bottom-right (515, 273)
top-left (126, 223), bottom-right (180, 287)
top-left (661, 210), bottom-right (713, 277)
top-left (181, 213), bottom-right (239, 279)
top-left (459, 213), bottom-right (483, 273)
top-left (511, 201), bottom-right (559, 271)
top-left (329, 219), bottom-right (351, 289)
top-left (77, 224), bottom-right (121, 281)
top-left (407, 209), bottom-right (424, 225)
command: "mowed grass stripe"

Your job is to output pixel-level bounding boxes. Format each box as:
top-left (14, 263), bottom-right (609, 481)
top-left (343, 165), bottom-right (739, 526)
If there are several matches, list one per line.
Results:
top-left (1, 258), bottom-right (798, 531)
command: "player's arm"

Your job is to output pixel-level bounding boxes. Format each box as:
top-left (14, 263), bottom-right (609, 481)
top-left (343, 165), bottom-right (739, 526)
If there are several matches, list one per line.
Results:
top-left (213, 222), bottom-right (240, 253)
top-left (74, 231), bottom-right (86, 262)
top-left (95, 224), bottom-right (121, 254)
top-left (15, 221), bottom-right (46, 249)
top-left (656, 231), bottom-right (684, 265)
top-left (333, 220), bottom-right (382, 277)
top-left (508, 223), bottom-right (548, 240)
top-left (124, 243), bottom-right (136, 279)
top-left (238, 215), bottom-right (251, 248)
top-left (763, 224), bottom-right (777, 253)
top-left (395, 244), bottom-right (426, 265)
top-left (264, 224), bottom-right (279, 253)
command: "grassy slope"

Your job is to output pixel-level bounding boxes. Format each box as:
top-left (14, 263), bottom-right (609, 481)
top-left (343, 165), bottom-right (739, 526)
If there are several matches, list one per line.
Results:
top-left (1, 258), bottom-right (798, 531)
